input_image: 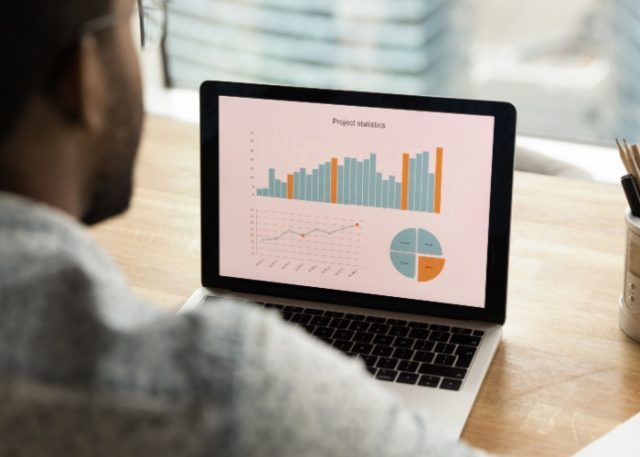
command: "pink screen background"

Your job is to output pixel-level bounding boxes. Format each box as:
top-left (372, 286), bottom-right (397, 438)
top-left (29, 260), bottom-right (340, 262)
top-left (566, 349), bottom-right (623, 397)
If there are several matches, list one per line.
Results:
top-left (218, 96), bottom-right (495, 308)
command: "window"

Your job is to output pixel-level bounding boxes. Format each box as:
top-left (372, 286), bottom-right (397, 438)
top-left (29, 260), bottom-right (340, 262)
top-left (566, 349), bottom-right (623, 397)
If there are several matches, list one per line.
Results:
top-left (156, 0), bottom-right (627, 146)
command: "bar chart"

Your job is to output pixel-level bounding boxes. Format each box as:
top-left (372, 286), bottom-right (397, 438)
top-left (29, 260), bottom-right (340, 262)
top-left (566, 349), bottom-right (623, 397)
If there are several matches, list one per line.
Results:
top-left (256, 148), bottom-right (443, 213)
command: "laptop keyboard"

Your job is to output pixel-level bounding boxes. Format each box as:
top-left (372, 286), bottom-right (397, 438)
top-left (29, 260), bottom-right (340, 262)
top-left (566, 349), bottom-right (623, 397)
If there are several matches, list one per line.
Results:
top-left (258, 301), bottom-right (484, 391)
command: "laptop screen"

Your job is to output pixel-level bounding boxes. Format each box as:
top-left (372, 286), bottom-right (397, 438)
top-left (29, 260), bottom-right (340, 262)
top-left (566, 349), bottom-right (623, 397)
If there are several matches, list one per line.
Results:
top-left (217, 94), bottom-right (497, 309)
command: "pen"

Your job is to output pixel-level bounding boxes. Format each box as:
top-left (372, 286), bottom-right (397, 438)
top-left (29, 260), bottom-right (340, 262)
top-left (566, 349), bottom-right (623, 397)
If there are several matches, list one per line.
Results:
top-left (621, 174), bottom-right (640, 217)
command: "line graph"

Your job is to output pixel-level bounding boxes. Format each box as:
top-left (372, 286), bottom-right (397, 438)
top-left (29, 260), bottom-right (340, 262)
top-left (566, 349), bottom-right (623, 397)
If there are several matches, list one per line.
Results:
top-left (251, 209), bottom-right (362, 268)
top-left (262, 222), bottom-right (360, 242)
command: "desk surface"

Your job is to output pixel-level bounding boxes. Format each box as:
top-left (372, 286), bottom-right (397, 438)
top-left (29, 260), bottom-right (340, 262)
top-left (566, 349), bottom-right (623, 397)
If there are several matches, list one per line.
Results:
top-left (92, 116), bottom-right (640, 456)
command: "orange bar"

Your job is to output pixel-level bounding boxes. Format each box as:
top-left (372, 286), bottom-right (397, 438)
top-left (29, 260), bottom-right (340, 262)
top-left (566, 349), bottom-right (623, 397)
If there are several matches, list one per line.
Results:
top-left (287, 174), bottom-right (294, 199)
top-left (434, 147), bottom-right (443, 213)
top-left (401, 153), bottom-right (409, 210)
top-left (330, 158), bottom-right (338, 203)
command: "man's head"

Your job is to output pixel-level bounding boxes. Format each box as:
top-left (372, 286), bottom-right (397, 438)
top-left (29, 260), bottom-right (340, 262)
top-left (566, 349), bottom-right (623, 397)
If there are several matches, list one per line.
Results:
top-left (0, 0), bottom-right (144, 224)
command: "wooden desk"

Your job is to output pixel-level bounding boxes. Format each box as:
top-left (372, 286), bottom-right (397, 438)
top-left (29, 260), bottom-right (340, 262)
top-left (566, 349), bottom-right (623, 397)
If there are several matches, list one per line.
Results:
top-left (92, 116), bottom-right (640, 456)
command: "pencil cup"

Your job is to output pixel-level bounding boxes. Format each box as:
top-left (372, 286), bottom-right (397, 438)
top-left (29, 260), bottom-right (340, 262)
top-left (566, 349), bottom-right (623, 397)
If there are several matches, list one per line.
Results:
top-left (621, 209), bottom-right (640, 342)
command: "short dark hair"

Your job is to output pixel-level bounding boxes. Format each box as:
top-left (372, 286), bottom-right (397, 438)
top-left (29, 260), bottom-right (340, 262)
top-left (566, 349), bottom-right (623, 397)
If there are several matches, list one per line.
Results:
top-left (0, 1), bottom-right (112, 144)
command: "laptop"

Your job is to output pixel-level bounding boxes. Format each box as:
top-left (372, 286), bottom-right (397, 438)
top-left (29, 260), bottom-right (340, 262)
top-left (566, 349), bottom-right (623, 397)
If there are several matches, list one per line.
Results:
top-left (182, 81), bottom-right (517, 438)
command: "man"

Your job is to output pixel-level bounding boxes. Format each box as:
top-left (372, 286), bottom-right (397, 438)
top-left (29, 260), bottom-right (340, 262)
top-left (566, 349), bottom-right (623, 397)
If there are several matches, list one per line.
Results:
top-left (0, 1), bottom-right (488, 455)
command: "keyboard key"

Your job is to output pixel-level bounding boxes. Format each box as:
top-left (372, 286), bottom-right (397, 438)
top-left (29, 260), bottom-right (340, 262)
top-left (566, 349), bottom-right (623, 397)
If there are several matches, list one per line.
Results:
top-left (329, 318), bottom-right (350, 329)
top-left (451, 327), bottom-right (472, 334)
top-left (418, 375), bottom-right (441, 388)
top-left (440, 378), bottom-right (463, 391)
top-left (418, 363), bottom-right (466, 379)
top-left (352, 343), bottom-right (373, 355)
top-left (414, 351), bottom-right (435, 363)
top-left (434, 354), bottom-right (456, 366)
top-left (349, 321), bottom-right (370, 332)
top-left (313, 327), bottom-right (335, 338)
top-left (282, 311), bottom-right (293, 321)
top-left (353, 332), bottom-right (374, 343)
top-left (450, 334), bottom-right (481, 347)
top-left (302, 323), bottom-right (315, 333)
top-left (333, 340), bottom-right (353, 352)
top-left (389, 326), bottom-right (410, 337)
top-left (372, 335), bottom-right (394, 346)
top-left (361, 355), bottom-right (378, 367)
top-left (398, 360), bottom-right (419, 372)
top-left (456, 355), bottom-right (474, 369)
top-left (345, 313), bottom-right (365, 321)
top-left (303, 308), bottom-right (324, 315)
top-left (455, 345), bottom-right (477, 358)
top-left (387, 319), bottom-right (408, 326)
top-left (291, 314), bottom-right (312, 324)
top-left (431, 324), bottom-right (451, 332)
top-left (413, 340), bottom-right (435, 351)
top-left (283, 306), bottom-right (299, 312)
top-left (366, 365), bottom-right (377, 376)
top-left (369, 324), bottom-right (390, 334)
top-left (324, 311), bottom-right (344, 318)
top-left (428, 331), bottom-right (450, 343)
top-left (408, 328), bottom-right (430, 339)
top-left (334, 330), bottom-right (354, 341)
top-left (408, 322), bottom-right (429, 329)
top-left (377, 358), bottom-right (398, 370)
top-left (392, 348), bottom-right (415, 360)
top-left (473, 330), bottom-right (485, 337)
top-left (434, 343), bottom-right (456, 354)
top-left (310, 316), bottom-right (331, 326)
top-left (397, 372), bottom-right (419, 385)
top-left (365, 316), bottom-right (386, 323)
top-left (394, 337), bottom-right (414, 349)
top-left (372, 346), bottom-right (393, 357)
top-left (376, 369), bottom-right (398, 382)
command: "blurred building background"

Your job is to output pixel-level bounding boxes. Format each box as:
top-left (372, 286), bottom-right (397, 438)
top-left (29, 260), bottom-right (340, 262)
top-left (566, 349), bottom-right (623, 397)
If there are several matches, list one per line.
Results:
top-left (160, 0), bottom-right (634, 145)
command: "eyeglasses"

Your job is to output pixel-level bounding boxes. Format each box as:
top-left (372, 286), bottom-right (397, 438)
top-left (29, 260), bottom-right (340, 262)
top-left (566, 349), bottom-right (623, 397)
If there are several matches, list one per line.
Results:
top-left (137, 0), bottom-right (167, 49)
top-left (79, 0), bottom-right (167, 49)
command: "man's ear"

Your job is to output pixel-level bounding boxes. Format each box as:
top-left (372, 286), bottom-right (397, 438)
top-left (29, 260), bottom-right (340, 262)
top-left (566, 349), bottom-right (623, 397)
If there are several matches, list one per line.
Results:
top-left (47, 34), bottom-right (107, 132)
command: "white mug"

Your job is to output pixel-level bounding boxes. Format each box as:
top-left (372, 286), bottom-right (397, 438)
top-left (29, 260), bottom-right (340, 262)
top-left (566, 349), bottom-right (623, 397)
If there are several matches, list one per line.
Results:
top-left (621, 209), bottom-right (640, 342)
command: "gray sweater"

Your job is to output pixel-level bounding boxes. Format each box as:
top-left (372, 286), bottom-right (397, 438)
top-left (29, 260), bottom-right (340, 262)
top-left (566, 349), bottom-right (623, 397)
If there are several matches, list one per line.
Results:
top-left (0, 192), bottom-right (488, 457)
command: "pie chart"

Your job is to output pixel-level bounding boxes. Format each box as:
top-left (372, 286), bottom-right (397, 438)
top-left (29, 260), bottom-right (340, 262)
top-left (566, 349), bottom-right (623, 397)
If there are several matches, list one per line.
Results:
top-left (390, 228), bottom-right (445, 282)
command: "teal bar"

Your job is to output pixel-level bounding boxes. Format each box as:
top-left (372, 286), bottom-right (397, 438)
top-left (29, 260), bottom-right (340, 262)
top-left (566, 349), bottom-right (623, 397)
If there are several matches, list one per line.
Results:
top-left (344, 159), bottom-right (351, 204)
top-left (325, 162), bottom-right (331, 202)
top-left (363, 159), bottom-right (370, 206)
top-left (280, 181), bottom-right (287, 198)
top-left (409, 158), bottom-right (416, 210)
top-left (421, 151), bottom-right (430, 212)
top-left (293, 172), bottom-right (300, 199)
top-left (395, 183), bottom-right (402, 209)
top-left (311, 169), bottom-right (318, 201)
top-left (428, 172), bottom-right (435, 212)
top-left (416, 153), bottom-right (423, 212)
top-left (268, 168), bottom-right (276, 197)
top-left (356, 161), bottom-right (363, 205)
top-left (299, 168), bottom-right (306, 200)
top-left (350, 158), bottom-right (357, 204)
top-left (338, 165), bottom-right (344, 204)
top-left (257, 189), bottom-right (263, 196)
top-left (389, 176), bottom-right (396, 209)
top-left (376, 173), bottom-right (383, 207)
top-left (318, 166), bottom-right (325, 202)
top-left (382, 180), bottom-right (389, 208)
top-left (369, 153), bottom-right (377, 207)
